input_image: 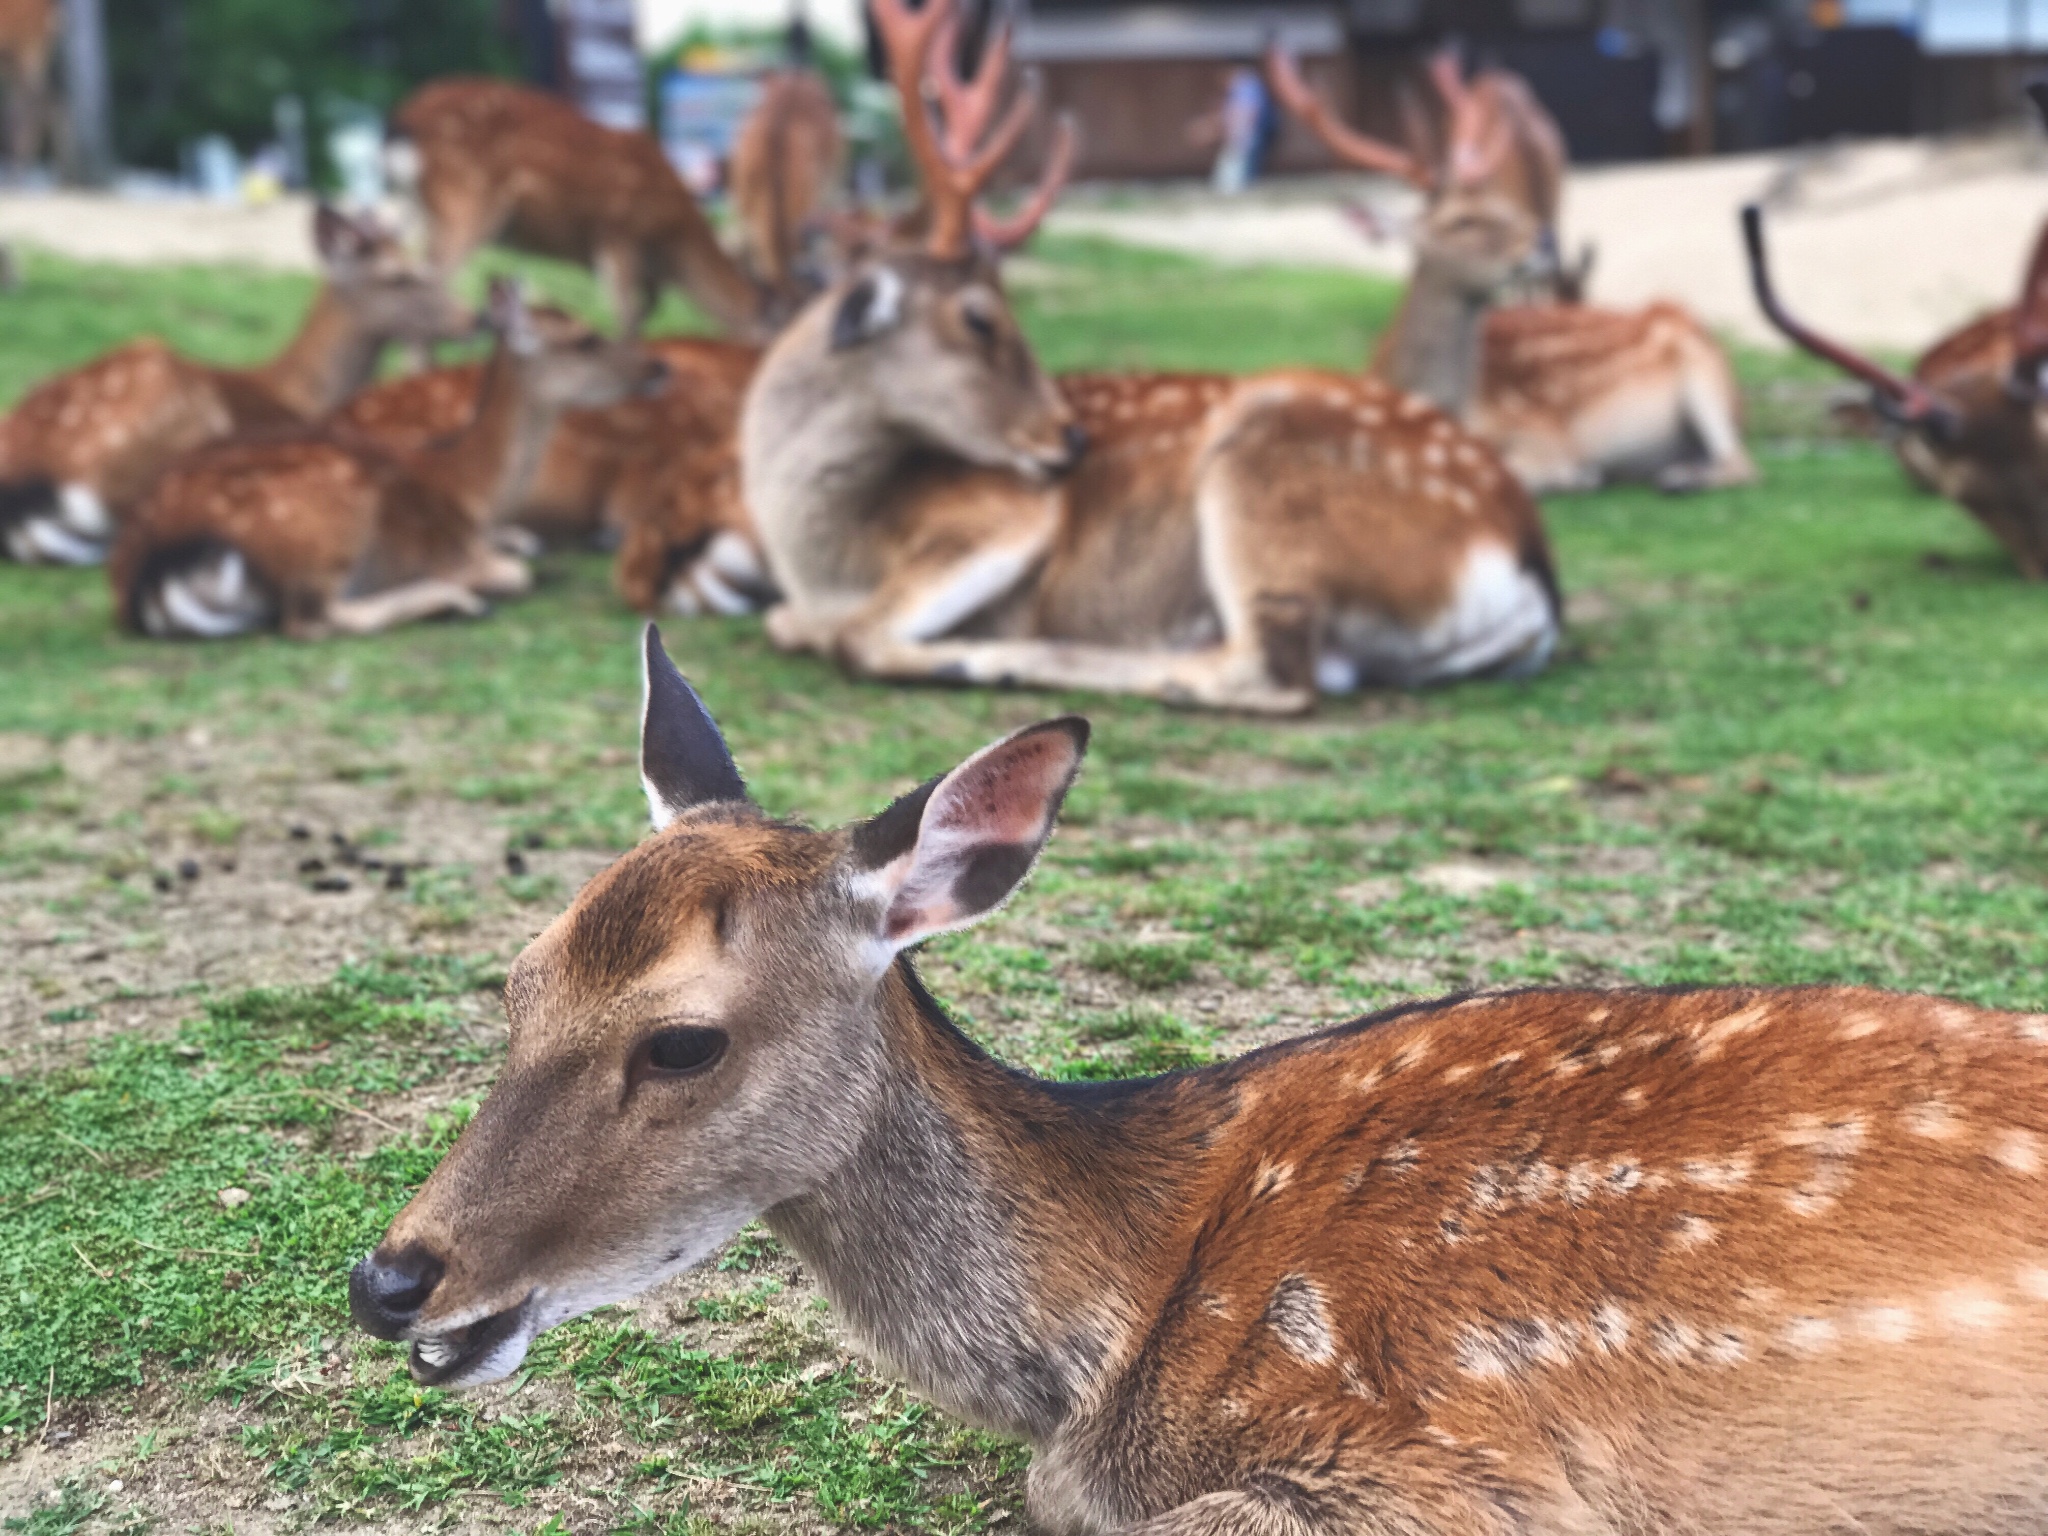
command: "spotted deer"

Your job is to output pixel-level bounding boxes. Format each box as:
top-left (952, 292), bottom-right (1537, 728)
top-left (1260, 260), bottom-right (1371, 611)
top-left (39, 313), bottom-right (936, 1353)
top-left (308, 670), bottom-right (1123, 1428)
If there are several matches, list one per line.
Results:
top-left (0, 205), bottom-right (473, 565)
top-left (332, 335), bottom-right (766, 614)
top-left (388, 78), bottom-right (767, 340)
top-left (741, 0), bottom-right (1557, 714)
top-left (353, 626), bottom-right (2048, 1536)
top-left (110, 281), bottom-right (667, 639)
top-left (1270, 49), bottom-right (1753, 495)
top-left (0, 0), bottom-right (52, 174)
top-left (1745, 203), bottom-right (2048, 579)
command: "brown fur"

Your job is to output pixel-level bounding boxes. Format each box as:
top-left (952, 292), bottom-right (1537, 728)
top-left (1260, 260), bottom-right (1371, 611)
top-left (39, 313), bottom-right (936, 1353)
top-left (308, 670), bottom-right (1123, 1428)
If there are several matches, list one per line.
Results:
top-left (110, 292), bottom-right (665, 638)
top-left (392, 78), bottom-right (764, 338)
top-left (729, 71), bottom-right (844, 298)
top-left (334, 337), bottom-right (761, 607)
top-left (0, 0), bottom-right (52, 173)
top-left (0, 209), bottom-right (471, 558)
top-left (360, 691), bottom-right (2048, 1536)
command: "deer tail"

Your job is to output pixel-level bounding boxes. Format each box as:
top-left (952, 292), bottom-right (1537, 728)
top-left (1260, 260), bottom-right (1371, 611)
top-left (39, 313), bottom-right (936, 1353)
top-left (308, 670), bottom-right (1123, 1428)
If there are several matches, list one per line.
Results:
top-left (122, 537), bottom-right (279, 639)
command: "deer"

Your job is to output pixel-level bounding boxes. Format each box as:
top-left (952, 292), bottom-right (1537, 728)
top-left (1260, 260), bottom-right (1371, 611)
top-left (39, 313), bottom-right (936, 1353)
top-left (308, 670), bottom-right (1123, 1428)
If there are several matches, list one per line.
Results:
top-left (0, 0), bottom-right (52, 176)
top-left (109, 280), bottom-right (668, 639)
top-left (737, 0), bottom-right (1557, 715)
top-left (729, 68), bottom-right (846, 304)
top-left (353, 624), bottom-right (2048, 1536)
top-left (331, 335), bottom-right (766, 613)
top-left (1270, 49), bottom-right (1753, 496)
top-left (0, 205), bottom-right (474, 566)
top-left (387, 78), bottom-right (768, 341)
top-left (1744, 203), bottom-right (2048, 579)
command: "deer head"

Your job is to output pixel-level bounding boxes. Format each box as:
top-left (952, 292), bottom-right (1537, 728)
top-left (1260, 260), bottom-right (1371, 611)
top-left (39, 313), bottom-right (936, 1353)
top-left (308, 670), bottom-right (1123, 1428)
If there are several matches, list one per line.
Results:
top-left (350, 626), bottom-right (1089, 1387)
top-left (1745, 203), bottom-right (2048, 577)
top-left (312, 203), bottom-right (475, 347)
top-left (482, 277), bottom-right (671, 412)
top-left (746, 0), bottom-right (1081, 484)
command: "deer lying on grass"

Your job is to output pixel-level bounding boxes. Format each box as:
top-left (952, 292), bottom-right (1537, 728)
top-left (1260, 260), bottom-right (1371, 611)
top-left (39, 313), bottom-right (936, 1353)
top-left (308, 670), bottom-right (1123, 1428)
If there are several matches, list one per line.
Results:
top-left (1745, 203), bottom-right (2048, 578)
top-left (743, 0), bottom-right (1558, 713)
top-left (0, 0), bottom-right (53, 175)
top-left (332, 335), bottom-right (767, 613)
top-left (354, 626), bottom-right (2048, 1536)
top-left (388, 79), bottom-right (766, 340)
top-left (1271, 50), bottom-right (1752, 495)
top-left (111, 281), bottom-right (667, 639)
top-left (0, 206), bottom-right (473, 565)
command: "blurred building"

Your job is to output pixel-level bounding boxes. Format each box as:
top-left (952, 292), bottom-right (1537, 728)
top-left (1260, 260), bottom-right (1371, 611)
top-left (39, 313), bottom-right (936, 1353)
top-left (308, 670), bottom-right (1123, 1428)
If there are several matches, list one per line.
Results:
top-left (959, 0), bottom-right (2048, 176)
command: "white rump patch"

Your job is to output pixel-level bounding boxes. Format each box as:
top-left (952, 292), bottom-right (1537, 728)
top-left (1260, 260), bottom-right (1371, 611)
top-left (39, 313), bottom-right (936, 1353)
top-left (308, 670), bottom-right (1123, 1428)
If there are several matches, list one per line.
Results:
top-left (154, 549), bottom-right (267, 638)
top-left (1323, 542), bottom-right (1557, 689)
top-left (1263, 1275), bottom-right (1336, 1365)
top-left (58, 483), bottom-right (112, 539)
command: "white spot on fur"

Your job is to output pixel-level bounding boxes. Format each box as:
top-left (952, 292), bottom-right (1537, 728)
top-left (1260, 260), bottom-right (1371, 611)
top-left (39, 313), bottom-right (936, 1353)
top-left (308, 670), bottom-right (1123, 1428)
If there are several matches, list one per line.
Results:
top-left (1901, 1101), bottom-right (1962, 1141)
top-left (1993, 1129), bottom-right (2041, 1175)
top-left (2015, 1013), bottom-right (2048, 1044)
top-left (1590, 1302), bottom-right (1631, 1354)
top-left (1377, 1139), bottom-right (1421, 1174)
top-left (1837, 1011), bottom-right (1884, 1040)
top-left (1670, 1214), bottom-right (1716, 1248)
top-left (1692, 1002), bottom-right (1769, 1058)
top-left (1936, 1287), bottom-right (2007, 1332)
top-left (1681, 1154), bottom-right (1753, 1189)
top-left (1264, 1276), bottom-right (1336, 1365)
top-left (1855, 1305), bottom-right (1918, 1344)
top-left (1781, 1316), bottom-right (1837, 1354)
top-left (2018, 1267), bottom-right (2048, 1301)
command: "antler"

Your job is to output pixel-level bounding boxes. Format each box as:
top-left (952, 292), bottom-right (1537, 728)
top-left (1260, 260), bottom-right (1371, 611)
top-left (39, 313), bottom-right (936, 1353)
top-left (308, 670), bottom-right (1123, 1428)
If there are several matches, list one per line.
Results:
top-left (1265, 44), bottom-right (1433, 189)
top-left (871, 0), bottom-right (1034, 259)
top-left (929, 11), bottom-right (1012, 163)
top-left (1428, 50), bottom-right (1516, 191)
top-left (1741, 204), bottom-right (1952, 429)
top-left (974, 111), bottom-right (1076, 250)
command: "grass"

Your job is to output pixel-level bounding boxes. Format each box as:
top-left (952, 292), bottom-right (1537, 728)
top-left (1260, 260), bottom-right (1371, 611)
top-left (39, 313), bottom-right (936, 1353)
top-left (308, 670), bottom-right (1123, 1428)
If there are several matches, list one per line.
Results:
top-left (3, 234), bottom-right (2047, 1530)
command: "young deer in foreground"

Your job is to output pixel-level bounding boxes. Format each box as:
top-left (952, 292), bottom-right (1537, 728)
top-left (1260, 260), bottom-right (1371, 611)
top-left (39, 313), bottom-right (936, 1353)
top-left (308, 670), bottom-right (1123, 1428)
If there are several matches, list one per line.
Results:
top-left (388, 79), bottom-right (766, 340)
top-left (1270, 50), bottom-right (1752, 495)
top-left (111, 281), bottom-right (667, 639)
top-left (1746, 203), bottom-right (2048, 578)
top-left (743, 0), bottom-right (1558, 714)
top-left (355, 626), bottom-right (2048, 1536)
top-left (0, 206), bottom-right (473, 565)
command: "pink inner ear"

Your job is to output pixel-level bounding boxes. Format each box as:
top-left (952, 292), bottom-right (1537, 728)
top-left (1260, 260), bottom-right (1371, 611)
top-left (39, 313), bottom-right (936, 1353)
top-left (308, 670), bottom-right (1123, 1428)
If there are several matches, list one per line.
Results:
top-left (926, 731), bottom-right (1074, 845)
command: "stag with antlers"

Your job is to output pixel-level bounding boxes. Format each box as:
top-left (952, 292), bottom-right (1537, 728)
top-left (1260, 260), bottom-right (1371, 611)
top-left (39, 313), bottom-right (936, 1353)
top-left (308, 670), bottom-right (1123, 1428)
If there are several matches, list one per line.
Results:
top-left (737, 0), bottom-right (1559, 712)
top-left (1270, 48), bottom-right (1753, 496)
top-left (1746, 203), bottom-right (2048, 579)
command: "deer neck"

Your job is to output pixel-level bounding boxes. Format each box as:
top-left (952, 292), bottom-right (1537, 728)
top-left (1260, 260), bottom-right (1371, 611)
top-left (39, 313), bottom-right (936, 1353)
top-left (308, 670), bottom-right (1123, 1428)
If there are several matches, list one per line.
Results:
top-left (247, 284), bottom-right (384, 417)
top-left (407, 349), bottom-right (555, 527)
top-left (1369, 257), bottom-right (1491, 420)
top-left (741, 340), bottom-right (922, 604)
top-left (765, 964), bottom-right (1214, 1444)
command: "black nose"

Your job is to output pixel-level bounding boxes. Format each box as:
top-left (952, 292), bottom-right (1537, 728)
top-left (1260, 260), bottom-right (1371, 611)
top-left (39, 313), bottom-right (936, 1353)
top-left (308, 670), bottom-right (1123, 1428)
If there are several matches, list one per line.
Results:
top-left (1061, 422), bottom-right (1089, 462)
top-left (349, 1244), bottom-right (444, 1340)
top-left (639, 358), bottom-right (673, 397)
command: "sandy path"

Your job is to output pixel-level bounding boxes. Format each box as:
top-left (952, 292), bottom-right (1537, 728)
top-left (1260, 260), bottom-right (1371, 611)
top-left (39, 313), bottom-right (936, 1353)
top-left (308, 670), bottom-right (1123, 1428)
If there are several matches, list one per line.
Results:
top-left (7, 133), bottom-right (2048, 348)
top-left (1052, 134), bottom-right (2048, 350)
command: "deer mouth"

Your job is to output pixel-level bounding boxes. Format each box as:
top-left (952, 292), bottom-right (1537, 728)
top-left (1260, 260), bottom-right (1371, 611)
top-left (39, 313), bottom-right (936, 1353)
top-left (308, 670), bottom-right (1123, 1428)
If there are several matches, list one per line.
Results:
top-left (408, 1297), bottom-right (532, 1387)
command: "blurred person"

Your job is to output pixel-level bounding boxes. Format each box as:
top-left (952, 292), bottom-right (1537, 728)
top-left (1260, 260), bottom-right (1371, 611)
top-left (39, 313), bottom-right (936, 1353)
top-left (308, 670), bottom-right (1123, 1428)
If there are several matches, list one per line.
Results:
top-left (1189, 63), bottom-right (1276, 194)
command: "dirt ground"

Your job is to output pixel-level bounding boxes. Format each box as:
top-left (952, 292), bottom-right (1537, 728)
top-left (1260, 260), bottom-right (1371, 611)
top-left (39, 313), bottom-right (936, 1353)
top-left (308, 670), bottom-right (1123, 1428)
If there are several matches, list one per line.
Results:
top-left (7, 132), bottom-right (2039, 350)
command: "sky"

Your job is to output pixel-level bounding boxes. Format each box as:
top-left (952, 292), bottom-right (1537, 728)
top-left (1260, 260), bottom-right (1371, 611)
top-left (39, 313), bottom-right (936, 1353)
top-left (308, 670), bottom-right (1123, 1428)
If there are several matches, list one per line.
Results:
top-left (638, 0), bottom-right (866, 50)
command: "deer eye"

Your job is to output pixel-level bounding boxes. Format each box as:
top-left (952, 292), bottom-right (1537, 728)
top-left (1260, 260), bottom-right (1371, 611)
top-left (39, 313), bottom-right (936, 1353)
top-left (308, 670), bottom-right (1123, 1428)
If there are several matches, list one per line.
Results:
top-left (961, 304), bottom-right (998, 344)
top-left (638, 1025), bottom-right (728, 1077)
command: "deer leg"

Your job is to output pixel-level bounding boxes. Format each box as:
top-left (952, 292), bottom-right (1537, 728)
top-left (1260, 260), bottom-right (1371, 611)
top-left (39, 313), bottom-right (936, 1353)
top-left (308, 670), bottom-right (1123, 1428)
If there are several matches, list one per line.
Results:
top-left (595, 243), bottom-right (653, 338)
top-left (1659, 349), bottom-right (1757, 494)
top-left (318, 580), bottom-right (489, 637)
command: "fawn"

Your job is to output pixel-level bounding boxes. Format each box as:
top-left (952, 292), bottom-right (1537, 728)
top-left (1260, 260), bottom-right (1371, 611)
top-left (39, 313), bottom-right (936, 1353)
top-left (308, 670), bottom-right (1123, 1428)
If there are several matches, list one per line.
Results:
top-left (1270, 49), bottom-right (1752, 495)
top-left (355, 625), bottom-right (2048, 1536)
top-left (742, 0), bottom-right (1557, 713)
top-left (388, 78), bottom-right (766, 339)
top-left (0, 205), bottom-right (473, 565)
top-left (111, 281), bottom-right (667, 639)
top-left (1745, 202), bottom-right (2048, 578)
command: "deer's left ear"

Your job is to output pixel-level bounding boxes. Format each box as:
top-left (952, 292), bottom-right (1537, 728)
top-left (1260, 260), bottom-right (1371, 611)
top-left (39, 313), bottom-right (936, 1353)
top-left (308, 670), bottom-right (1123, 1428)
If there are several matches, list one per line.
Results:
top-left (848, 717), bottom-right (1089, 960)
top-left (640, 624), bottom-right (749, 828)
top-left (830, 266), bottom-right (905, 351)
top-left (313, 202), bottom-right (375, 267)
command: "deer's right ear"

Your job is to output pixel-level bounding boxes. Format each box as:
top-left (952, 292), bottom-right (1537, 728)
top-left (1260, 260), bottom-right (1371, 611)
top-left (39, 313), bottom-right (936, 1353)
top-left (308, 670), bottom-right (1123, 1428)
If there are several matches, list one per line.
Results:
top-left (830, 267), bottom-right (905, 351)
top-left (313, 203), bottom-right (373, 267)
top-left (847, 717), bottom-right (1089, 962)
top-left (640, 624), bottom-right (749, 829)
